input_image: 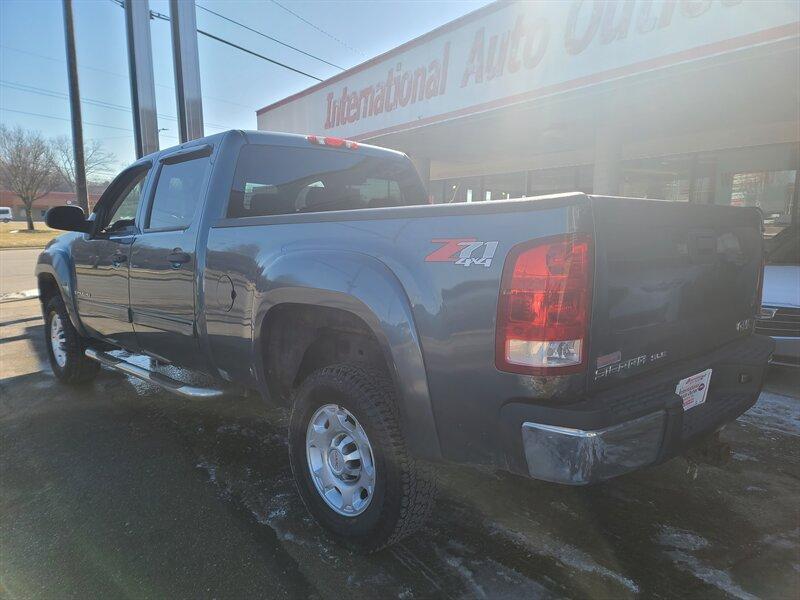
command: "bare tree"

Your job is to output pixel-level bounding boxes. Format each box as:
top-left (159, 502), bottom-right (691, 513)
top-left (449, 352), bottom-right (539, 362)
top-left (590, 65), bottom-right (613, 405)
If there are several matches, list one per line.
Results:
top-left (0, 126), bottom-right (59, 231)
top-left (51, 135), bottom-right (116, 192)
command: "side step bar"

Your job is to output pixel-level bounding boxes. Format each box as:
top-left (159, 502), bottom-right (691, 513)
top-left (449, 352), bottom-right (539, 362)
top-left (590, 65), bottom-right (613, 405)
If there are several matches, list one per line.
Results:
top-left (85, 348), bottom-right (227, 399)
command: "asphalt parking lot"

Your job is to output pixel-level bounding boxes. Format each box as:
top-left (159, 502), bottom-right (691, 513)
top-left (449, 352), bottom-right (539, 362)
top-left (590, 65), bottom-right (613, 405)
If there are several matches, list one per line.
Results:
top-left (1, 298), bottom-right (798, 599)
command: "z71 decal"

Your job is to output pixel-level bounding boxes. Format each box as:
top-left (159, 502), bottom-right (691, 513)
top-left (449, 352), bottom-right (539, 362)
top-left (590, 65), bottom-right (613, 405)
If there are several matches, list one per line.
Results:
top-left (425, 238), bottom-right (499, 268)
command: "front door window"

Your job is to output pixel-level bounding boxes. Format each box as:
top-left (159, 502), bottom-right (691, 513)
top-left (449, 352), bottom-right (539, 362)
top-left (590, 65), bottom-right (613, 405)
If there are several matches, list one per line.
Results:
top-left (102, 172), bottom-right (148, 234)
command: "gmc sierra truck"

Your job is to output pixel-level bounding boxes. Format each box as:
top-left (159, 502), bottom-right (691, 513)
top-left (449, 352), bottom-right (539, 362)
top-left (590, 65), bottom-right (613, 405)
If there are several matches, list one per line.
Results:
top-left (37, 130), bottom-right (772, 552)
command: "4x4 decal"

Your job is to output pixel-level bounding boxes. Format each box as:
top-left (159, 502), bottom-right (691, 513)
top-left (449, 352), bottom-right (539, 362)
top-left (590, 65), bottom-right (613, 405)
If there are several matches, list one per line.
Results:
top-left (425, 238), bottom-right (499, 268)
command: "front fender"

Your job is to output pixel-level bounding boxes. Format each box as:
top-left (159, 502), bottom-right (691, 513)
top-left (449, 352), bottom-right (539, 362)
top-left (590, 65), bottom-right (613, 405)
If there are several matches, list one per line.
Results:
top-left (35, 246), bottom-right (86, 336)
top-left (254, 250), bottom-right (442, 460)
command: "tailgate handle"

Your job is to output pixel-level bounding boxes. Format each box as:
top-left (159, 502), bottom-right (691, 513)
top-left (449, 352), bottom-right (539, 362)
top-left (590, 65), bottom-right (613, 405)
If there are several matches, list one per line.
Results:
top-left (688, 230), bottom-right (717, 260)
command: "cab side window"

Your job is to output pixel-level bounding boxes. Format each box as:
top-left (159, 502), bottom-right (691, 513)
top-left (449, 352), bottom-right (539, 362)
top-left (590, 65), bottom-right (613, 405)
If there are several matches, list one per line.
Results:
top-left (102, 168), bottom-right (149, 233)
top-left (147, 156), bottom-right (211, 230)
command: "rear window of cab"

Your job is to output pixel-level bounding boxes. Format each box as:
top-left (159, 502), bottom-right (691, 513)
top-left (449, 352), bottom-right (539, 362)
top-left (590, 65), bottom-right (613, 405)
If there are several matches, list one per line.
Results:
top-left (227, 144), bottom-right (427, 218)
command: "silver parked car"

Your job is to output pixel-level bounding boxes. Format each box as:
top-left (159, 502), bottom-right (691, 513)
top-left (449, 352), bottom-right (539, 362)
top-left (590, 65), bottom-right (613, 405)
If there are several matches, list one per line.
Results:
top-left (757, 224), bottom-right (800, 367)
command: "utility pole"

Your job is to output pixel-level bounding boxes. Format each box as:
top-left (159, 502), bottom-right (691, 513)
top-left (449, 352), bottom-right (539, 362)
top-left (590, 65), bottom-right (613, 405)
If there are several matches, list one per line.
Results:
top-left (125, 0), bottom-right (160, 157)
top-left (62, 0), bottom-right (88, 212)
top-left (170, 0), bottom-right (204, 142)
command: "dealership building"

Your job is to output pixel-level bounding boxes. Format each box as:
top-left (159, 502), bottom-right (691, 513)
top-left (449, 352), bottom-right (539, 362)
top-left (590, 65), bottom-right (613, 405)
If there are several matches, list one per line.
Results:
top-left (257, 0), bottom-right (800, 227)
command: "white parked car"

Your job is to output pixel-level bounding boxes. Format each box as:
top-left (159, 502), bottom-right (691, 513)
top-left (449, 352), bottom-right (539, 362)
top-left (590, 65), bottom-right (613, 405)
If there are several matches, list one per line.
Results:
top-left (0, 207), bottom-right (12, 223)
top-left (757, 225), bottom-right (800, 367)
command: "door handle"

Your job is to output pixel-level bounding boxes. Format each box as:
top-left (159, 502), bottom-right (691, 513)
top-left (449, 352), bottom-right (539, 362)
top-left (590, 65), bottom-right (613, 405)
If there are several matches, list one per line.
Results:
top-left (168, 249), bottom-right (191, 268)
top-left (111, 253), bottom-right (127, 267)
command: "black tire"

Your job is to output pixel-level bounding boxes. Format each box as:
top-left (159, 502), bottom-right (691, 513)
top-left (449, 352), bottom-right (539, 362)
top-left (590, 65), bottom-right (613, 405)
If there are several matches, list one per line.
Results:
top-left (44, 294), bottom-right (100, 384)
top-left (288, 364), bottom-right (437, 552)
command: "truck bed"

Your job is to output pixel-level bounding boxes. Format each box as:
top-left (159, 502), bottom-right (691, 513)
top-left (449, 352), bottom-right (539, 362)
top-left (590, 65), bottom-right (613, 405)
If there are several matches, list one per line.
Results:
top-left (203, 192), bottom-right (765, 469)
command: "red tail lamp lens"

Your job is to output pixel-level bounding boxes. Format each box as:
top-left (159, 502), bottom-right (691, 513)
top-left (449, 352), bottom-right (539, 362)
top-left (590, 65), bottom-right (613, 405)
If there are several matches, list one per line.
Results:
top-left (496, 233), bottom-right (593, 375)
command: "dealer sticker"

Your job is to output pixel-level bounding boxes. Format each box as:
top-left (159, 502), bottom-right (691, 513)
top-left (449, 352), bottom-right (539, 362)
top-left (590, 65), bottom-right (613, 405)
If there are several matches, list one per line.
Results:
top-left (675, 369), bottom-right (713, 411)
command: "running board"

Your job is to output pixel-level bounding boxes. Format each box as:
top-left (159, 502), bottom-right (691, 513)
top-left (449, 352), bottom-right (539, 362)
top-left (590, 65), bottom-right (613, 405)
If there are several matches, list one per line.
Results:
top-left (85, 348), bottom-right (227, 399)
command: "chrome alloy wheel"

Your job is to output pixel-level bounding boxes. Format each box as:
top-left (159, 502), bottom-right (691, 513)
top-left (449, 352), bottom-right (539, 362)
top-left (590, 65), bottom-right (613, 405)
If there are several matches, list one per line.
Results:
top-left (306, 404), bottom-right (376, 517)
top-left (50, 313), bottom-right (67, 368)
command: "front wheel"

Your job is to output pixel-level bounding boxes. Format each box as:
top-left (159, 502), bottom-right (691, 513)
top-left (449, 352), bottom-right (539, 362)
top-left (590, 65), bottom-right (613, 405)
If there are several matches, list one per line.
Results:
top-left (288, 364), bottom-right (437, 552)
top-left (44, 295), bottom-right (100, 384)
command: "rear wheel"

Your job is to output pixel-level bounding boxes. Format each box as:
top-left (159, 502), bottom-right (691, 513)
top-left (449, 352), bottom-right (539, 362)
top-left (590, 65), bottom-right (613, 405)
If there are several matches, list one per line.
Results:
top-left (44, 295), bottom-right (100, 384)
top-left (288, 364), bottom-right (437, 552)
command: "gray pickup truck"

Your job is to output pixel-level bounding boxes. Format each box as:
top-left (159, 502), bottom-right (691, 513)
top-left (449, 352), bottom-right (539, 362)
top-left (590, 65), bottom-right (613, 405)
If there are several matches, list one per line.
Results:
top-left (37, 130), bottom-right (772, 551)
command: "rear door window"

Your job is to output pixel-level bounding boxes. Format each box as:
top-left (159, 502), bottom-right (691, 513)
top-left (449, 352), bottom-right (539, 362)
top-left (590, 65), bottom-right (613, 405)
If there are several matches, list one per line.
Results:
top-left (227, 144), bottom-right (426, 218)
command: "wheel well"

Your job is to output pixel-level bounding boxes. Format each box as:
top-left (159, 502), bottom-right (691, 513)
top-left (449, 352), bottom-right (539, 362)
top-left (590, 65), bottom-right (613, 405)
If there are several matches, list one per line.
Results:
top-left (261, 303), bottom-right (388, 405)
top-left (37, 273), bottom-right (59, 308)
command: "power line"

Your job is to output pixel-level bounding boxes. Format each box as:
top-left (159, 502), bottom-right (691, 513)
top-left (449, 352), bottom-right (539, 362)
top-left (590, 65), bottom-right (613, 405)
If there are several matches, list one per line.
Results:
top-left (0, 80), bottom-right (229, 131)
top-left (195, 3), bottom-right (344, 71)
top-left (0, 44), bottom-right (259, 112)
top-left (109, 0), bottom-right (323, 81)
top-left (0, 107), bottom-right (135, 133)
top-left (269, 0), bottom-right (362, 57)
top-left (196, 30), bottom-right (323, 82)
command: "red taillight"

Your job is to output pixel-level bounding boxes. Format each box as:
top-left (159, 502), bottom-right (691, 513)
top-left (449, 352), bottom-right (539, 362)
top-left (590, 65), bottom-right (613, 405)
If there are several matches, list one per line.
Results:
top-left (495, 233), bottom-right (593, 375)
top-left (306, 135), bottom-right (358, 149)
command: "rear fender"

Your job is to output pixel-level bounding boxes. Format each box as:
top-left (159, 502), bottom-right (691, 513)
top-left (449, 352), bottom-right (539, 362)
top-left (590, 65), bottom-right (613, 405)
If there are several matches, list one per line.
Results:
top-left (253, 250), bottom-right (441, 460)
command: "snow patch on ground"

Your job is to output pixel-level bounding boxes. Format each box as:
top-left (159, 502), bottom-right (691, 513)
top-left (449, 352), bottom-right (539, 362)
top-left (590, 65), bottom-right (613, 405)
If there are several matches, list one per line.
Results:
top-left (667, 550), bottom-right (757, 600)
top-left (761, 528), bottom-right (800, 551)
top-left (195, 458), bottom-right (218, 484)
top-left (656, 526), bottom-right (709, 551)
top-left (432, 540), bottom-right (555, 599)
top-left (490, 523), bottom-right (639, 594)
top-left (740, 392), bottom-right (800, 438)
top-left (658, 525), bottom-right (758, 600)
top-left (0, 288), bottom-right (38, 302)
top-left (732, 451), bottom-right (758, 462)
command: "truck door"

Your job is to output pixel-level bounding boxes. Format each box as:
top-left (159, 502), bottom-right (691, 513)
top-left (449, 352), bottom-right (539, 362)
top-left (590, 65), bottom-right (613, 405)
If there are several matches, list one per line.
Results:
top-left (128, 145), bottom-right (212, 368)
top-left (71, 163), bottom-right (151, 350)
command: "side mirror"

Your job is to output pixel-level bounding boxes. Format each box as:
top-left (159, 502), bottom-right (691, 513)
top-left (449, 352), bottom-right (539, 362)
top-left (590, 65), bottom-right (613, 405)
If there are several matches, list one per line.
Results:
top-left (45, 205), bottom-right (92, 233)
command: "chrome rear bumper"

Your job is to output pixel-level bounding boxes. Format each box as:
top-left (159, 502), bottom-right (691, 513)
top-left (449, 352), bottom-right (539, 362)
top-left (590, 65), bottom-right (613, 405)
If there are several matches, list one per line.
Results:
top-left (521, 411), bottom-right (665, 485)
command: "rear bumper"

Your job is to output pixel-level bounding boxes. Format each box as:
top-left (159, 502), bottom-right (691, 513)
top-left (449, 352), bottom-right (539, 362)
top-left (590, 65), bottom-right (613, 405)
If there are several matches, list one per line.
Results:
top-left (506, 334), bottom-right (774, 484)
top-left (521, 411), bottom-right (665, 484)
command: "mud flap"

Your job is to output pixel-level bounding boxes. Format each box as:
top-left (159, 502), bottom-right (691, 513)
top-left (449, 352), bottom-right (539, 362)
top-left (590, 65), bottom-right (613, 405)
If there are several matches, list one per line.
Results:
top-left (655, 393), bottom-right (685, 463)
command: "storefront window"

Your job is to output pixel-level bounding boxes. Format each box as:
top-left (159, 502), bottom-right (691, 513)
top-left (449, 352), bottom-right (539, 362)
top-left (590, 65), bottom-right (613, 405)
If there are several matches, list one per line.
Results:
top-left (577, 165), bottom-right (594, 194)
top-left (621, 156), bottom-right (693, 202)
top-left (713, 143), bottom-right (798, 236)
top-left (484, 172), bottom-right (526, 200)
top-left (443, 176), bottom-right (482, 203)
top-left (429, 180), bottom-right (446, 204)
top-left (528, 167), bottom-right (580, 196)
top-left (723, 170), bottom-right (796, 236)
top-left (434, 165), bottom-right (592, 204)
top-left (431, 145), bottom-right (797, 224)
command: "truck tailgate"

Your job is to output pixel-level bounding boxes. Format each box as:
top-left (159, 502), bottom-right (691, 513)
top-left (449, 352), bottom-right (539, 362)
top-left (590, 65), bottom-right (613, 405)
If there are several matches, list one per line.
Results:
top-left (588, 198), bottom-right (763, 391)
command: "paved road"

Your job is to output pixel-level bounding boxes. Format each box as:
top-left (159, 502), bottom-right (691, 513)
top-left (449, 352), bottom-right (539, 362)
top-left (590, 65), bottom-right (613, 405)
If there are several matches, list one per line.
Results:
top-left (0, 247), bottom-right (40, 296)
top-left (1, 299), bottom-right (799, 599)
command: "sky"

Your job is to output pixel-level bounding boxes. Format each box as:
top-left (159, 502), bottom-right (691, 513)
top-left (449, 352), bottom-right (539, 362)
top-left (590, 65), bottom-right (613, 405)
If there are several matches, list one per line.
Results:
top-left (0, 0), bottom-right (491, 177)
